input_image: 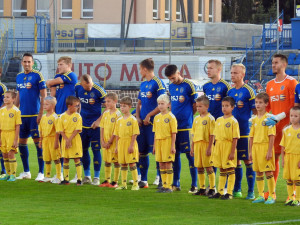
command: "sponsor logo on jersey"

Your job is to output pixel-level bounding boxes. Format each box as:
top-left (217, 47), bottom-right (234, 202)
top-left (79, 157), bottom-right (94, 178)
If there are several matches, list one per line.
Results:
top-left (127, 121), bottom-right (132, 126)
top-left (111, 118), bottom-right (115, 123)
top-left (237, 101), bottom-right (244, 108)
top-left (202, 120), bottom-right (207, 125)
top-left (26, 82), bottom-right (32, 89)
top-left (279, 94), bottom-right (286, 101)
top-left (147, 91), bottom-right (152, 98)
top-left (179, 95), bottom-right (185, 103)
top-left (215, 94), bottom-right (221, 101)
top-left (73, 117), bottom-right (78, 122)
top-left (89, 98), bottom-right (95, 105)
top-left (9, 113), bottom-right (14, 118)
top-left (59, 83), bottom-right (64, 89)
top-left (164, 118), bottom-right (170, 123)
top-left (225, 122), bottom-right (231, 128)
top-left (212, 88), bottom-right (215, 91)
top-left (48, 120), bottom-right (53, 125)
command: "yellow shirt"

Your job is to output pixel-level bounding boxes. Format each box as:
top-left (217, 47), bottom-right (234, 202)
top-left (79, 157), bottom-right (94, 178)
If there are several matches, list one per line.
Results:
top-left (0, 106), bottom-right (22, 131)
top-left (249, 113), bottom-right (276, 144)
top-left (153, 112), bottom-right (177, 140)
top-left (100, 109), bottom-right (122, 142)
top-left (214, 116), bottom-right (240, 141)
top-left (280, 125), bottom-right (300, 154)
top-left (57, 112), bottom-right (82, 135)
top-left (39, 113), bottom-right (59, 138)
top-left (192, 113), bottom-right (215, 143)
top-left (114, 115), bottom-right (139, 139)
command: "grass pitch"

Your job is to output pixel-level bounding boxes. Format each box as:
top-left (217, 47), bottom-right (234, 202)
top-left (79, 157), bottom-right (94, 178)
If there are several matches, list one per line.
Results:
top-left (1, 141), bottom-right (300, 225)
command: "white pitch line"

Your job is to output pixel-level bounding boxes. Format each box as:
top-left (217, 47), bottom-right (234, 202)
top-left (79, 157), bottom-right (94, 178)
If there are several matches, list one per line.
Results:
top-left (234, 219), bottom-right (300, 225)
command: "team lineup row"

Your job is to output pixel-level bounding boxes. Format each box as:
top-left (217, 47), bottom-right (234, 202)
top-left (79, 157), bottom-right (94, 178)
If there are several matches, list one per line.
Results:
top-left (0, 53), bottom-right (299, 205)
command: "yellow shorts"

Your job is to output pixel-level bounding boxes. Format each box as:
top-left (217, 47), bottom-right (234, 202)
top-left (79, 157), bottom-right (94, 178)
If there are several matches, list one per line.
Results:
top-left (1, 130), bottom-right (18, 154)
top-left (155, 138), bottom-right (175, 162)
top-left (283, 153), bottom-right (300, 180)
top-left (61, 135), bottom-right (83, 159)
top-left (42, 136), bottom-right (61, 161)
top-left (252, 143), bottom-right (275, 172)
top-left (194, 140), bottom-right (213, 168)
top-left (117, 138), bottom-right (139, 164)
top-left (213, 140), bottom-right (236, 169)
top-left (103, 142), bottom-right (118, 163)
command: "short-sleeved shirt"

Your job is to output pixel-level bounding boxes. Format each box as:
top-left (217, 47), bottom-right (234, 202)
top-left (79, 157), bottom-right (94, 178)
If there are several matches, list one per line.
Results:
top-left (114, 115), bottom-right (140, 139)
top-left (214, 116), bottom-right (240, 141)
top-left (192, 113), bottom-right (215, 143)
top-left (75, 82), bottom-right (106, 128)
top-left (153, 112), bottom-right (177, 140)
top-left (295, 83), bottom-right (300, 104)
top-left (99, 109), bottom-right (122, 142)
top-left (39, 113), bottom-right (59, 138)
top-left (54, 71), bottom-right (78, 115)
top-left (57, 112), bottom-right (82, 135)
top-left (280, 125), bottom-right (300, 154)
top-left (249, 113), bottom-right (276, 144)
top-left (138, 76), bottom-right (166, 121)
top-left (203, 79), bottom-right (230, 119)
top-left (0, 82), bottom-right (7, 106)
top-left (169, 79), bottom-right (197, 130)
top-left (16, 70), bottom-right (46, 116)
top-left (227, 84), bottom-right (256, 136)
top-left (0, 106), bottom-right (22, 131)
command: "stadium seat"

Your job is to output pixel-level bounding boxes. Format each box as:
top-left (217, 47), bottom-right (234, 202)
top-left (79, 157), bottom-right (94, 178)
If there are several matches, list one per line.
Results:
top-left (295, 55), bottom-right (300, 65)
top-left (267, 69), bottom-right (274, 76)
top-left (293, 69), bottom-right (299, 76)
top-left (288, 53), bottom-right (297, 65)
top-left (285, 69), bottom-right (294, 76)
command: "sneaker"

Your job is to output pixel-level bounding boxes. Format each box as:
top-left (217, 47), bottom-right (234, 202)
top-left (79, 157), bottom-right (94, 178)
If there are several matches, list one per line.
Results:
top-left (91, 178), bottom-right (100, 186)
top-left (285, 199), bottom-right (294, 206)
top-left (221, 193), bottom-right (233, 200)
top-left (77, 179), bottom-right (82, 186)
top-left (188, 186), bottom-right (198, 194)
top-left (206, 189), bottom-right (216, 197)
top-left (291, 200), bottom-right (300, 206)
top-left (156, 188), bottom-right (165, 193)
top-left (246, 191), bottom-right (255, 200)
top-left (16, 171), bottom-right (31, 180)
top-left (35, 172), bottom-right (44, 181)
top-left (51, 178), bottom-right (61, 184)
top-left (163, 188), bottom-right (173, 193)
top-left (108, 181), bottom-right (118, 188)
top-left (252, 196), bottom-right (265, 203)
top-left (131, 185), bottom-right (139, 191)
top-left (0, 174), bottom-right (9, 181)
top-left (233, 191), bottom-right (242, 198)
top-left (193, 189), bottom-right (206, 196)
top-left (82, 176), bottom-right (92, 184)
top-left (41, 177), bottom-right (52, 183)
top-left (265, 196), bottom-right (275, 204)
top-left (7, 175), bottom-right (16, 182)
top-left (157, 182), bottom-right (163, 189)
top-left (69, 175), bottom-right (78, 184)
top-left (1, 171), bottom-right (5, 175)
top-left (0, 174), bottom-right (7, 178)
top-left (138, 181), bottom-right (149, 188)
top-left (153, 176), bottom-right (160, 185)
top-left (209, 192), bottom-right (222, 199)
top-left (172, 185), bottom-right (181, 191)
top-left (129, 180), bottom-right (134, 184)
top-left (115, 185), bottom-right (127, 190)
top-left (52, 173), bottom-right (63, 181)
top-left (264, 191), bottom-right (269, 201)
top-left (59, 180), bottom-right (70, 185)
top-left (99, 180), bottom-right (110, 187)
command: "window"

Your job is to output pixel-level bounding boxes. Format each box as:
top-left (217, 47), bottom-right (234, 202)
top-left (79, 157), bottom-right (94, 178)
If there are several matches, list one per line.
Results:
top-left (153, 0), bottom-right (159, 19)
top-left (81, 0), bottom-right (93, 18)
top-left (13, 0), bottom-right (27, 17)
top-left (176, 0), bottom-right (181, 21)
top-left (36, 0), bottom-right (49, 16)
top-left (209, 0), bottom-right (213, 22)
top-left (198, 0), bottom-right (203, 22)
top-left (165, 0), bottom-right (170, 20)
top-left (0, 0), bottom-right (3, 16)
top-left (61, 0), bottom-right (72, 18)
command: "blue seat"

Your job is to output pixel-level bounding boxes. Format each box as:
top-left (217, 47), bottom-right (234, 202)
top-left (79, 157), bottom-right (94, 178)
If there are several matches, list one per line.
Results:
top-left (267, 69), bottom-right (273, 76)
top-left (295, 55), bottom-right (300, 65)
top-left (285, 69), bottom-right (294, 75)
top-left (293, 69), bottom-right (299, 76)
top-left (288, 53), bottom-right (296, 65)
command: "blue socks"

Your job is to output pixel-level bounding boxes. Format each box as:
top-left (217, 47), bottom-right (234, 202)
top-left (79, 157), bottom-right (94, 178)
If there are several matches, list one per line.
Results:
top-left (82, 149), bottom-right (91, 177)
top-left (139, 154), bottom-right (149, 182)
top-left (19, 144), bottom-right (30, 172)
top-left (186, 153), bottom-right (197, 187)
top-left (92, 149), bottom-right (101, 178)
top-left (35, 142), bottom-right (44, 173)
top-left (0, 153), bottom-right (6, 174)
top-left (234, 165), bottom-right (243, 192)
top-left (246, 163), bottom-right (256, 193)
top-left (173, 153), bottom-right (181, 187)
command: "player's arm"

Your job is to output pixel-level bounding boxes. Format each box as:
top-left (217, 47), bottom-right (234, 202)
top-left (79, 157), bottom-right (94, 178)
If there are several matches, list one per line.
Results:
top-left (266, 135), bottom-right (275, 161)
top-left (144, 107), bottom-right (160, 125)
top-left (91, 113), bottom-right (103, 129)
top-left (66, 130), bottom-right (80, 149)
top-left (0, 129), bottom-right (2, 147)
top-left (153, 137), bottom-right (156, 154)
top-left (249, 137), bottom-right (253, 161)
top-left (46, 77), bottom-right (64, 88)
top-left (281, 146), bottom-right (285, 168)
top-left (228, 138), bottom-right (238, 160)
top-left (50, 87), bottom-right (56, 97)
top-left (135, 99), bottom-right (142, 126)
top-left (192, 102), bottom-right (197, 115)
top-left (171, 133), bottom-right (176, 154)
top-left (100, 127), bottom-right (107, 149)
top-left (39, 129), bottom-right (43, 148)
top-left (128, 134), bottom-right (137, 154)
top-left (114, 136), bottom-right (119, 154)
top-left (190, 140), bottom-right (194, 157)
top-left (206, 135), bottom-right (214, 156)
top-left (15, 92), bottom-right (20, 108)
top-left (37, 89), bottom-right (47, 124)
top-left (13, 125), bottom-right (20, 149)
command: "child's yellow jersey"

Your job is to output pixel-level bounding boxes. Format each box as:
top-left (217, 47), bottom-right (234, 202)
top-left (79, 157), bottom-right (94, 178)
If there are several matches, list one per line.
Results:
top-left (192, 113), bottom-right (215, 143)
top-left (153, 112), bottom-right (177, 139)
top-left (0, 106), bottom-right (22, 131)
top-left (214, 116), bottom-right (240, 141)
top-left (100, 109), bottom-right (122, 142)
top-left (39, 113), bottom-right (59, 138)
top-left (57, 112), bottom-right (82, 135)
top-left (280, 125), bottom-right (300, 154)
top-left (114, 115), bottom-right (139, 138)
top-left (249, 113), bottom-right (276, 143)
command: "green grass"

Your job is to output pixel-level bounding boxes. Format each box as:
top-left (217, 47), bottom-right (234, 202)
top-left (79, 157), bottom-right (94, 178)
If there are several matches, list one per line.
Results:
top-left (0, 141), bottom-right (299, 225)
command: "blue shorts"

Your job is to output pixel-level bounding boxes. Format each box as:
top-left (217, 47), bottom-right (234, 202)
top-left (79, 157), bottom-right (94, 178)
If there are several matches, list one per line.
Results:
top-left (175, 130), bottom-right (191, 154)
top-left (80, 127), bottom-right (101, 151)
top-left (237, 137), bottom-right (249, 160)
top-left (137, 124), bottom-right (154, 154)
top-left (20, 117), bottom-right (40, 139)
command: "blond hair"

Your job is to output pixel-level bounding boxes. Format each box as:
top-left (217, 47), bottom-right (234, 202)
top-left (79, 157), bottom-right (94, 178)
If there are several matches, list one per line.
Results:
top-left (157, 94), bottom-right (170, 104)
top-left (208, 59), bottom-right (223, 70)
top-left (58, 56), bottom-right (72, 65)
top-left (106, 92), bottom-right (118, 101)
top-left (231, 63), bottom-right (246, 74)
top-left (45, 96), bottom-right (57, 106)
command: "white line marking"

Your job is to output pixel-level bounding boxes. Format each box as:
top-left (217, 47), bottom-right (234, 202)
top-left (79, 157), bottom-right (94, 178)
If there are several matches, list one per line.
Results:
top-left (234, 219), bottom-right (300, 225)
